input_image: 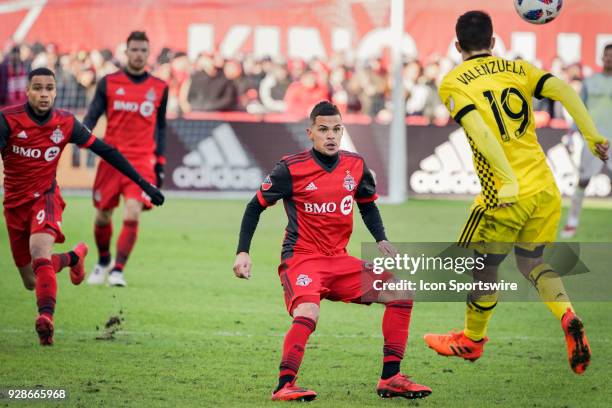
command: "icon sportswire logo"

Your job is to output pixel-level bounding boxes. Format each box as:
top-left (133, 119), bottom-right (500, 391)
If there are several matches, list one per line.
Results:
top-left (409, 128), bottom-right (611, 197)
top-left (172, 123), bottom-right (262, 190)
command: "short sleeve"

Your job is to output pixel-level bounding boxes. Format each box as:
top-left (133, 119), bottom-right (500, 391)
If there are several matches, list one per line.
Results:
top-left (523, 62), bottom-right (554, 99)
top-left (70, 116), bottom-right (96, 147)
top-left (439, 79), bottom-right (476, 125)
top-left (355, 161), bottom-right (378, 203)
top-left (256, 161), bottom-right (292, 207)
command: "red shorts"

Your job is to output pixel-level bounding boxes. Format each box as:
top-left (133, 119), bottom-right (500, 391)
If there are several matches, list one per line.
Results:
top-left (3, 187), bottom-right (66, 267)
top-left (93, 159), bottom-right (155, 210)
top-left (278, 253), bottom-right (394, 315)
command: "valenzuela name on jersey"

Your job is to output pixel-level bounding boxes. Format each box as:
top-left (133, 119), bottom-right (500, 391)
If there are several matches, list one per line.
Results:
top-left (456, 60), bottom-right (527, 85)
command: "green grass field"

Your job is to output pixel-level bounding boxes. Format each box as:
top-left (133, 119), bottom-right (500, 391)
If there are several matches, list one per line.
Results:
top-left (1, 197), bottom-right (611, 407)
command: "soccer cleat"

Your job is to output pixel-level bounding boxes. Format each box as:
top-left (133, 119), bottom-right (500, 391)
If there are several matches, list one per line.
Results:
top-left (560, 225), bottom-right (577, 239)
top-left (271, 378), bottom-right (317, 402)
top-left (108, 271), bottom-right (127, 287)
top-left (561, 308), bottom-right (591, 375)
top-left (424, 331), bottom-right (487, 362)
top-left (377, 373), bottom-right (431, 399)
top-left (87, 262), bottom-right (111, 285)
top-left (69, 242), bottom-right (88, 285)
top-left (35, 314), bottom-right (54, 346)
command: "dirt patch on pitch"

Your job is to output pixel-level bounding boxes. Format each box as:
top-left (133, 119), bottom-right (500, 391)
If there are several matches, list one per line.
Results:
top-left (95, 311), bottom-right (124, 340)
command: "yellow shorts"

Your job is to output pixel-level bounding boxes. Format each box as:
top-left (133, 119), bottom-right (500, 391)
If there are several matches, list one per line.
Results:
top-left (458, 183), bottom-right (561, 255)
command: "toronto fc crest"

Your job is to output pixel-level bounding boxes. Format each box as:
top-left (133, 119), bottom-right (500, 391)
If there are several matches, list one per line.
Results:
top-left (343, 171), bottom-right (356, 192)
top-left (50, 127), bottom-right (65, 144)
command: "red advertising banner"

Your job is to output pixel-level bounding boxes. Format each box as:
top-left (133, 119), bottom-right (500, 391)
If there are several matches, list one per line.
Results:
top-left (1, 0), bottom-right (611, 68)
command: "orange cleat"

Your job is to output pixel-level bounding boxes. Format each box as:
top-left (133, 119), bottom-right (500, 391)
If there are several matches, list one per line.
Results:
top-left (377, 373), bottom-right (431, 399)
top-left (35, 314), bottom-right (54, 346)
top-left (69, 242), bottom-right (88, 285)
top-left (271, 378), bottom-right (317, 402)
top-left (561, 308), bottom-right (591, 375)
top-left (424, 331), bottom-right (487, 362)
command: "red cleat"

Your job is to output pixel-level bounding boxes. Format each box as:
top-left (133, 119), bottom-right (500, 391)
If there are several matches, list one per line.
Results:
top-left (271, 378), bottom-right (317, 402)
top-left (69, 242), bottom-right (88, 285)
top-left (561, 308), bottom-right (591, 375)
top-left (377, 373), bottom-right (431, 399)
top-left (35, 314), bottom-right (54, 346)
top-left (424, 331), bottom-right (487, 362)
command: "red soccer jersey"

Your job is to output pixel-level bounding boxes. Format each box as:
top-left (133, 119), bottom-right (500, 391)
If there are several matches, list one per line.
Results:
top-left (0, 104), bottom-right (95, 209)
top-left (256, 149), bottom-right (378, 259)
top-left (91, 71), bottom-right (167, 162)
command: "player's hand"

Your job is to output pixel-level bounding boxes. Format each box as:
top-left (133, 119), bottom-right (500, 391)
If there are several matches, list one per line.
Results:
top-left (377, 240), bottom-right (398, 257)
top-left (233, 252), bottom-right (252, 279)
top-left (155, 163), bottom-right (165, 188)
top-left (141, 182), bottom-right (165, 206)
top-left (595, 140), bottom-right (609, 161)
top-left (497, 182), bottom-right (518, 208)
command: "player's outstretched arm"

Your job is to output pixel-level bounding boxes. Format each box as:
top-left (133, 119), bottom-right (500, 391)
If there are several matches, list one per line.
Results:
top-left (540, 76), bottom-right (609, 161)
top-left (83, 77), bottom-right (107, 131)
top-left (88, 138), bottom-right (165, 205)
top-left (460, 110), bottom-right (519, 206)
top-left (234, 196), bottom-right (266, 279)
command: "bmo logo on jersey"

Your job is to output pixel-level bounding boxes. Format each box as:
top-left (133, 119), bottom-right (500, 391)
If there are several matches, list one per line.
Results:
top-left (113, 100), bottom-right (155, 117)
top-left (12, 145), bottom-right (61, 161)
top-left (12, 145), bottom-right (42, 159)
top-left (304, 195), bottom-right (353, 215)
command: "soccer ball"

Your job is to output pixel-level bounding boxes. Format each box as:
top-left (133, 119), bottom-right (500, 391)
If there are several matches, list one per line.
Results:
top-left (514, 0), bottom-right (563, 24)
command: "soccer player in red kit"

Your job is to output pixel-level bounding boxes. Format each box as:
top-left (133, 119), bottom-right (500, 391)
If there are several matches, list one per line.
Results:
top-left (84, 31), bottom-right (168, 287)
top-left (0, 68), bottom-right (164, 345)
top-left (233, 101), bottom-right (431, 401)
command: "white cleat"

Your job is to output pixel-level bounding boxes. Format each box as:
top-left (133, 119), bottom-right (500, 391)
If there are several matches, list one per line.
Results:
top-left (87, 263), bottom-right (111, 285)
top-left (108, 271), bottom-right (127, 287)
top-left (560, 225), bottom-right (577, 239)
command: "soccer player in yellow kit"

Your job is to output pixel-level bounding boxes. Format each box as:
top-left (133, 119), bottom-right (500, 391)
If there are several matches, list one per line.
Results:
top-left (423, 11), bottom-right (609, 375)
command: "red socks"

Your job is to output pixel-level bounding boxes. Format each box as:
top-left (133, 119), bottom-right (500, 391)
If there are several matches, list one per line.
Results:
top-left (382, 300), bottom-right (413, 364)
top-left (114, 220), bottom-right (139, 271)
top-left (33, 258), bottom-right (56, 317)
top-left (94, 223), bottom-right (112, 265)
top-left (279, 316), bottom-right (317, 379)
top-left (51, 253), bottom-right (70, 272)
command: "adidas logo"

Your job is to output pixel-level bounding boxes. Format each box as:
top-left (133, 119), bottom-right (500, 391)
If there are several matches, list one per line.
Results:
top-left (410, 128), bottom-right (611, 198)
top-left (17, 130), bottom-right (27, 139)
top-left (305, 182), bottom-right (317, 191)
top-left (410, 128), bottom-right (481, 195)
top-left (116, 87), bottom-right (126, 95)
top-left (173, 123), bottom-right (262, 190)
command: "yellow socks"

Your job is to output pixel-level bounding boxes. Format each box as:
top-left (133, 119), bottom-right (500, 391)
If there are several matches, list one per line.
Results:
top-left (528, 263), bottom-right (573, 320)
top-left (464, 294), bottom-right (498, 341)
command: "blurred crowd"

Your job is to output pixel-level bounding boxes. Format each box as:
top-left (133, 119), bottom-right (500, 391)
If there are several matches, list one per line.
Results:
top-left (0, 41), bottom-right (594, 125)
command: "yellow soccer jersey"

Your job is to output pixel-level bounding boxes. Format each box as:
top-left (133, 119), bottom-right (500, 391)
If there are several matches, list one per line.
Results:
top-left (439, 54), bottom-right (556, 208)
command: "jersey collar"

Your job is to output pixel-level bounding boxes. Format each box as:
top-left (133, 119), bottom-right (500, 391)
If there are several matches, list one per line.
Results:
top-left (25, 103), bottom-right (53, 126)
top-left (310, 148), bottom-right (340, 173)
top-left (466, 53), bottom-right (492, 61)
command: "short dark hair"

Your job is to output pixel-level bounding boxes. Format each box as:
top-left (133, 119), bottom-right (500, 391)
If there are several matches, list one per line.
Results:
top-left (28, 67), bottom-right (55, 81)
top-left (309, 101), bottom-right (341, 124)
top-left (127, 31), bottom-right (149, 44)
top-left (605, 44), bottom-right (612, 53)
top-left (456, 11), bottom-right (493, 52)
